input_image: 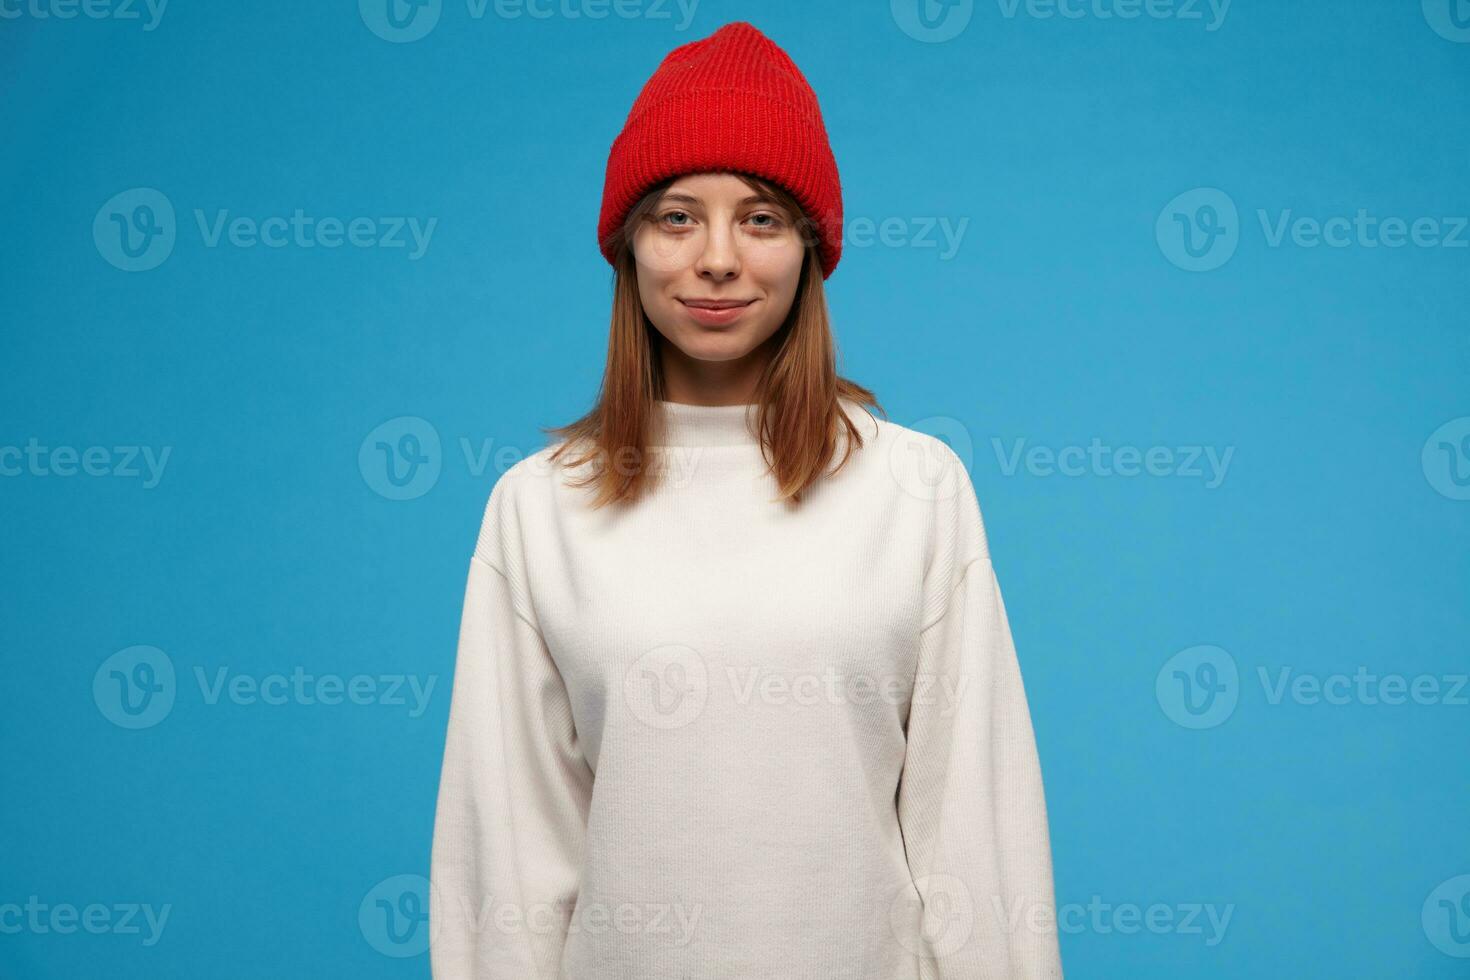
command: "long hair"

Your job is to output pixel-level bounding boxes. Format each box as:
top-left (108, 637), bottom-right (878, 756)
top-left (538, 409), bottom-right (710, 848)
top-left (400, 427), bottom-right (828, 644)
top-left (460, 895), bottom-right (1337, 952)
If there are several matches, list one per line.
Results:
top-left (546, 170), bottom-right (883, 508)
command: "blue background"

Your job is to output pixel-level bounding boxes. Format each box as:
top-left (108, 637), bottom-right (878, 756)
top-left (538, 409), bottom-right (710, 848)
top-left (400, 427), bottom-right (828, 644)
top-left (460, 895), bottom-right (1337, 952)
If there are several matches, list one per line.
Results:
top-left (2, 0), bottom-right (1467, 976)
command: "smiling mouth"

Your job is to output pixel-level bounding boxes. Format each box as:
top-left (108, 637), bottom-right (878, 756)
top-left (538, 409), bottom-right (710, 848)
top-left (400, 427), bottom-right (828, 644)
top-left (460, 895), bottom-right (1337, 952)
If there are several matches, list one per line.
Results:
top-left (679, 299), bottom-right (757, 310)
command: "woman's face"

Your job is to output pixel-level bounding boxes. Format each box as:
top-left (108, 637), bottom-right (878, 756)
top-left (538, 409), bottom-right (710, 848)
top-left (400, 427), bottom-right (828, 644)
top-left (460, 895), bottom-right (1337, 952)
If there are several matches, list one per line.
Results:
top-left (631, 172), bottom-right (806, 376)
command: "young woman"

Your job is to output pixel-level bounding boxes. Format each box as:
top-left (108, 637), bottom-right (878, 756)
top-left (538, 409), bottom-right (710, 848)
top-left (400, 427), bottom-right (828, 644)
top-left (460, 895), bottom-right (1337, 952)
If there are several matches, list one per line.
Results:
top-left (429, 20), bottom-right (1063, 980)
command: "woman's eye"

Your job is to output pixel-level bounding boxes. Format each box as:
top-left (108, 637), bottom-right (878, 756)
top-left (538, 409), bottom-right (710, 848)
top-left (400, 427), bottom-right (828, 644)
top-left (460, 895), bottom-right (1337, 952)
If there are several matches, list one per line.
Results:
top-left (656, 209), bottom-right (784, 231)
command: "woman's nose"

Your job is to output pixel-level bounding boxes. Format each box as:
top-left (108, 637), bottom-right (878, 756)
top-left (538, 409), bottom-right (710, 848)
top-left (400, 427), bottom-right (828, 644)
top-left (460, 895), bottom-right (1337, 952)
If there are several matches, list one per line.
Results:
top-left (694, 223), bottom-right (740, 280)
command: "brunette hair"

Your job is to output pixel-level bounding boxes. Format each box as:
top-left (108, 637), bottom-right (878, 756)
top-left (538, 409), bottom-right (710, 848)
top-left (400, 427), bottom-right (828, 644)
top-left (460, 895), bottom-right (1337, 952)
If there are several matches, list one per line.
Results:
top-left (546, 171), bottom-right (882, 507)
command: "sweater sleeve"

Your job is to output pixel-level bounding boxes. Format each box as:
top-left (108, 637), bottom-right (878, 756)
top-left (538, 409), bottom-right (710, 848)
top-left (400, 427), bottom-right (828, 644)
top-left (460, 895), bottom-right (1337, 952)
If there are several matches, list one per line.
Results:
top-left (897, 447), bottom-right (1063, 979)
top-left (429, 476), bottom-right (594, 980)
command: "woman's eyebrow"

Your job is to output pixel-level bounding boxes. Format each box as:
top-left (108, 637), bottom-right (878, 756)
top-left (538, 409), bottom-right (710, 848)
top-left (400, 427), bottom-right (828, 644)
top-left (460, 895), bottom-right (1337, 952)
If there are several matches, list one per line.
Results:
top-left (659, 192), bottom-right (782, 207)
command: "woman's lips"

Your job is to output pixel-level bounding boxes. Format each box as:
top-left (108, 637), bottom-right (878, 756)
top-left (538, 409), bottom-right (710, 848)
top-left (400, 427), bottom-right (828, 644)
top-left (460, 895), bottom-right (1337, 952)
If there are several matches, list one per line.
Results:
top-left (679, 299), bottom-right (756, 326)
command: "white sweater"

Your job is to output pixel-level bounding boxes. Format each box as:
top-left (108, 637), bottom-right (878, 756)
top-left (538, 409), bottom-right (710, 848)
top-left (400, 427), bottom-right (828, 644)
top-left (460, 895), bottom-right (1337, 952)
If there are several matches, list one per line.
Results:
top-left (429, 397), bottom-right (1063, 979)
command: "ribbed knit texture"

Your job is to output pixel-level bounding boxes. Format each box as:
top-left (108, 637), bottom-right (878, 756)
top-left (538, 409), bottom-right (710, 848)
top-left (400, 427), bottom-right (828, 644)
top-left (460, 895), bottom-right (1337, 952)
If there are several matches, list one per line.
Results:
top-left (597, 21), bottom-right (845, 279)
top-left (429, 398), bottom-right (1063, 979)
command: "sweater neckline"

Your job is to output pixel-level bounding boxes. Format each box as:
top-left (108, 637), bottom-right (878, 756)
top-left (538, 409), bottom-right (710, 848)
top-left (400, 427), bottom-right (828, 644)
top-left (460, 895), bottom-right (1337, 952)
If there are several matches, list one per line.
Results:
top-left (652, 399), bottom-right (762, 448)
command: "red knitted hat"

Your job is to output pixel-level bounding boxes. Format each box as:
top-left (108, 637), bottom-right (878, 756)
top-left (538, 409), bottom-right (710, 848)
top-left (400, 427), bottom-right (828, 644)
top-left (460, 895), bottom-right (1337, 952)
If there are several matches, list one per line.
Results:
top-left (597, 21), bottom-right (844, 279)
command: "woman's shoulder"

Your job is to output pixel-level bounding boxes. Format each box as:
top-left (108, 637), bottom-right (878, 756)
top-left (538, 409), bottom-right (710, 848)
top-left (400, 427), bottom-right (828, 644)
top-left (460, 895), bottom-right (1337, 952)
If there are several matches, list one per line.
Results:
top-left (836, 396), bottom-right (969, 485)
top-left (845, 402), bottom-right (993, 590)
top-left (468, 443), bottom-right (569, 568)
top-left (830, 399), bottom-right (995, 626)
